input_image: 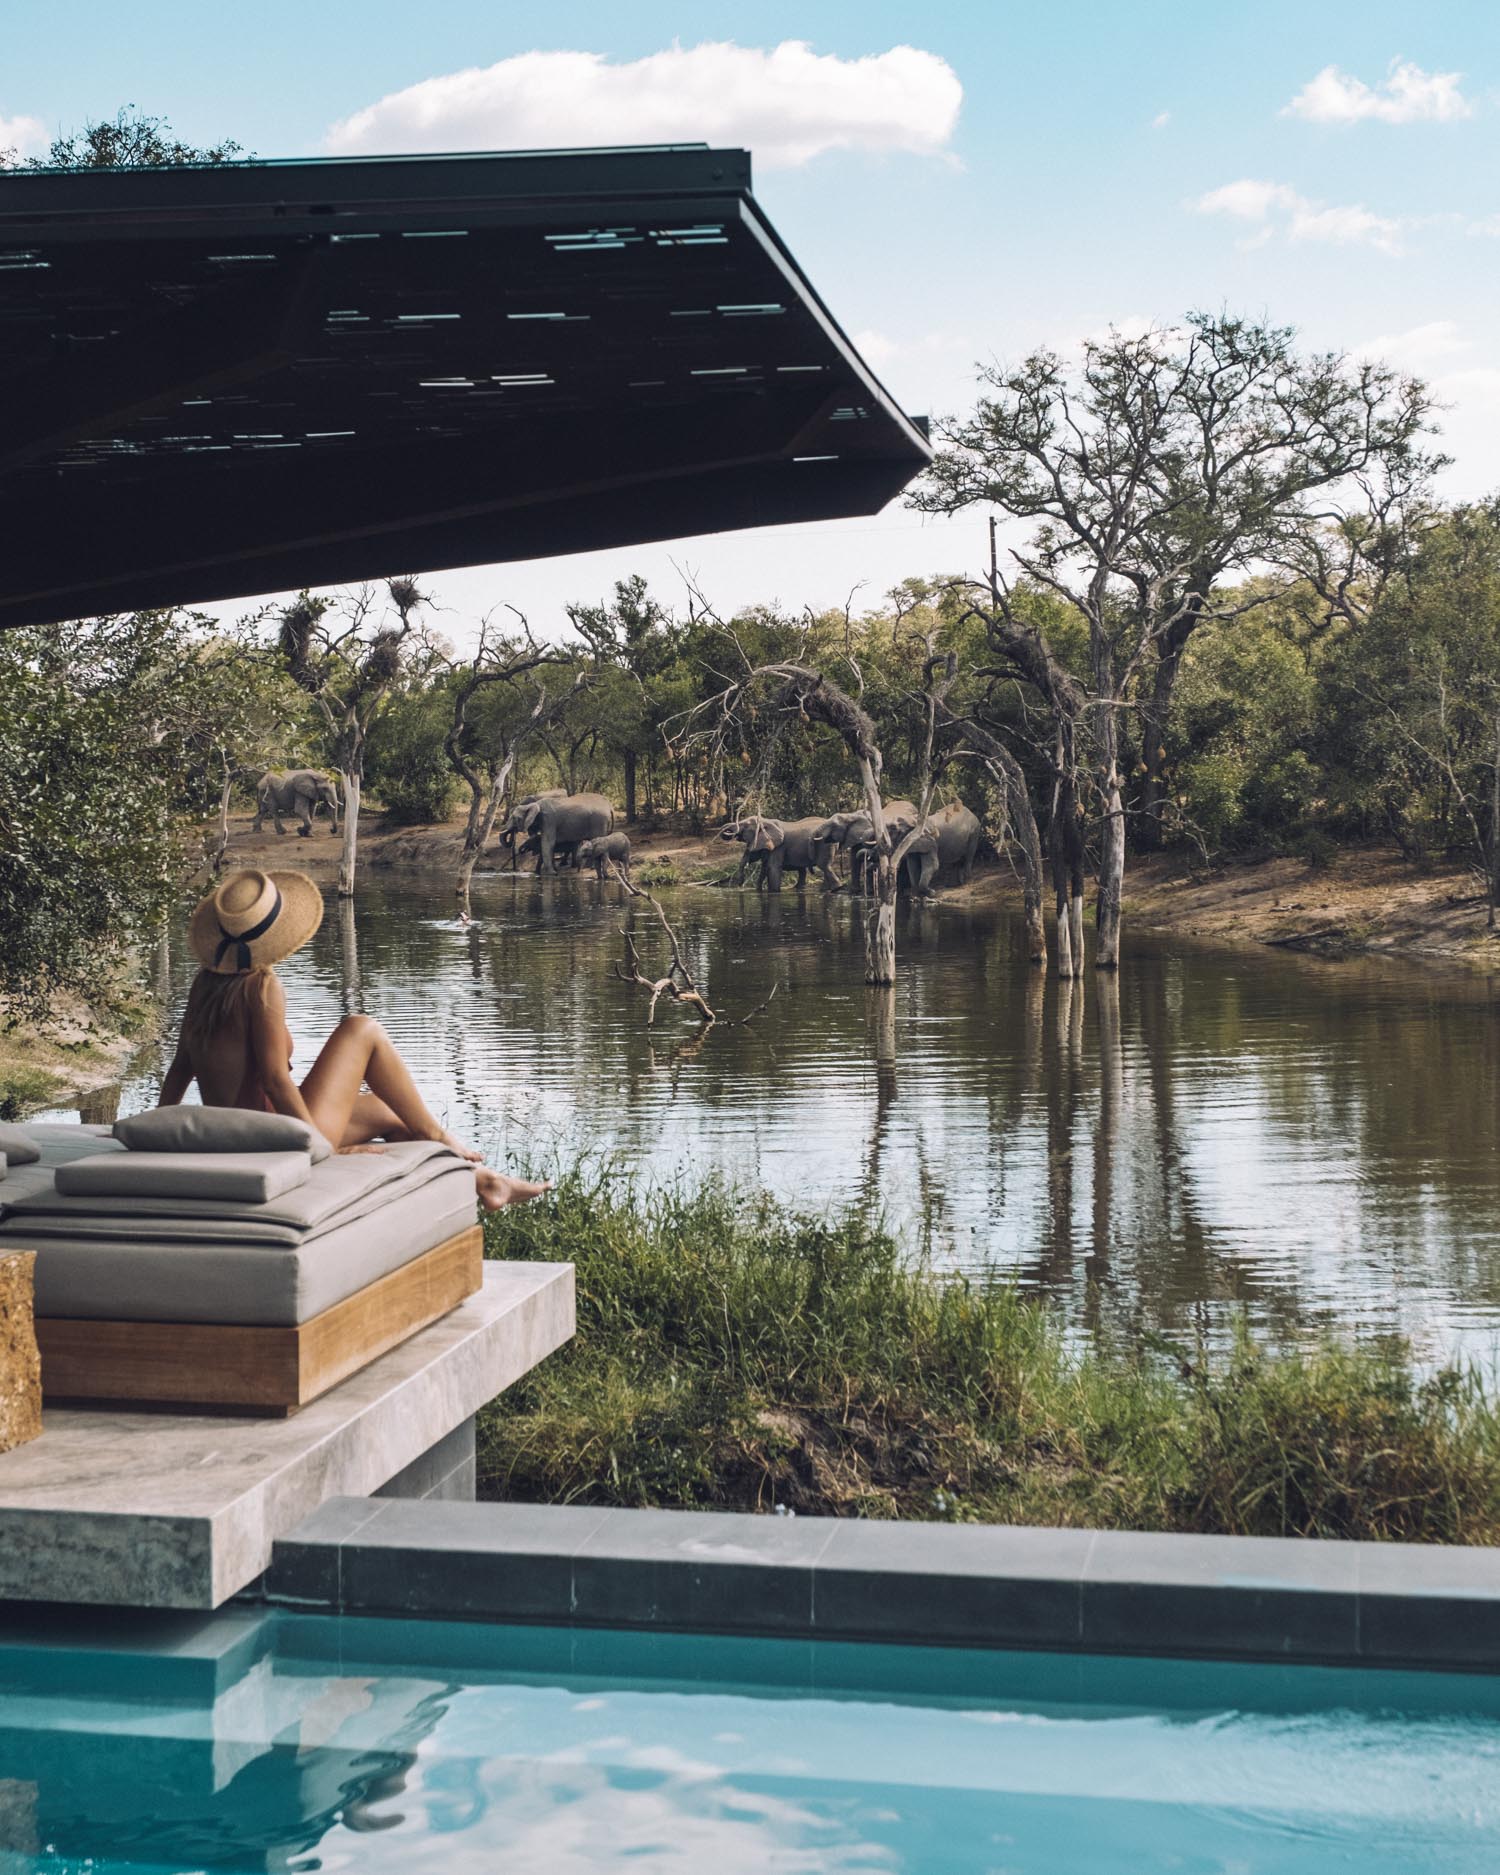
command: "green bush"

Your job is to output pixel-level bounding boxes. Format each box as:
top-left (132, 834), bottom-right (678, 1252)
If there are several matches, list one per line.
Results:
top-left (363, 686), bottom-right (461, 824)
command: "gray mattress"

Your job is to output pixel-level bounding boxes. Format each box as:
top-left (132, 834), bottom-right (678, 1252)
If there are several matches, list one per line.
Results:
top-left (0, 1129), bottom-right (480, 1326)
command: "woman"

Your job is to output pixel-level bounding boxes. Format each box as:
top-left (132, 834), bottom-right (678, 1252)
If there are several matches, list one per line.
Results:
top-left (159, 867), bottom-right (550, 1210)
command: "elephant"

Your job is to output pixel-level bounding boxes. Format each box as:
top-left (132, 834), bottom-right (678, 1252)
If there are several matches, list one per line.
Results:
top-left (252, 769), bottom-right (341, 837)
top-left (497, 789), bottom-right (567, 869)
top-left (577, 832), bottom-right (633, 879)
top-left (718, 816), bottom-right (837, 892)
top-left (519, 791), bottom-right (615, 874)
top-left (902, 800), bottom-right (982, 895)
top-left (813, 800), bottom-right (919, 895)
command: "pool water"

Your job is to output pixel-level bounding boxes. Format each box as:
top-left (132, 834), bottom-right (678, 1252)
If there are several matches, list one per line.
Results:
top-left (2, 1611), bottom-right (1498, 1872)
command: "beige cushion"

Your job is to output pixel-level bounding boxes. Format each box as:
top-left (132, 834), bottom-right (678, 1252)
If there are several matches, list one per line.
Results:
top-left (113, 1105), bottom-right (332, 1163)
top-left (0, 1124), bottom-right (40, 1166)
top-left (55, 1150), bottom-right (313, 1204)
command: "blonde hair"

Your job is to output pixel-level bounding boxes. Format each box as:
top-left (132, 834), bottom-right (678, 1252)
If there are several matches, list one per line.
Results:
top-left (179, 965), bottom-right (272, 1055)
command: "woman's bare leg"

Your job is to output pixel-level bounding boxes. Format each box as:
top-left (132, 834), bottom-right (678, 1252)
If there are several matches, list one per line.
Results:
top-left (340, 1091), bottom-right (415, 1145)
top-left (300, 1016), bottom-right (549, 1208)
top-left (300, 1015), bottom-right (460, 1151)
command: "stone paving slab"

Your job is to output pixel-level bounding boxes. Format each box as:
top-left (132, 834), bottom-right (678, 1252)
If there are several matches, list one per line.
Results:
top-left (0, 1263), bottom-right (574, 1611)
top-left (267, 1499), bottom-right (1500, 1672)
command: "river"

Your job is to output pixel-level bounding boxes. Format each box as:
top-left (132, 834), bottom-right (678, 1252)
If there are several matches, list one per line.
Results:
top-left (53, 871), bottom-right (1500, 1365)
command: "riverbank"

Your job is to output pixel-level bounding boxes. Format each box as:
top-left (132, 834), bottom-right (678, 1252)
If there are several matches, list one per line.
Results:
top-left (0, 992), bottom-right (150, 1120)
top-left (478, 1167), bottom-right (1500, 1543)
top-left (949, 844), bottom-right (1500, 970)
top-left (221, 804), bottom-right (1500, 971)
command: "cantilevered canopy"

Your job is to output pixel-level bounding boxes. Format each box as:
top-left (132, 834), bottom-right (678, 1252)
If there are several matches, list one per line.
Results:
top-left (0, 146), bottom-right (931, 630)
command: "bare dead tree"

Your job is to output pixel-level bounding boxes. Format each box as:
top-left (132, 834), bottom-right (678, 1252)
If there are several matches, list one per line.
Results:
top-left (609, 864), bottom-right (779, 1027)
top-left (932, 703), bottom-right (1048, 966)
top-left (682, 658), bottom-right (940, 984)
top-left (437, 611), bottom-right (579, 911)
top-left (278, 577), bottom-right (425, 897)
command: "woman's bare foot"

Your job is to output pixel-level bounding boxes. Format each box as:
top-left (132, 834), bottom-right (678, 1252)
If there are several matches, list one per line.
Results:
top-left (476, 1168), bottom-right (553, 1211)
top-left (437, 1128), bottom-right (483, 1164)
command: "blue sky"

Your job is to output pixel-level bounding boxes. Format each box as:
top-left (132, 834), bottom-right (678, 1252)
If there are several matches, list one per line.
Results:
top-left (6, 1), bottom-right (1498, 639)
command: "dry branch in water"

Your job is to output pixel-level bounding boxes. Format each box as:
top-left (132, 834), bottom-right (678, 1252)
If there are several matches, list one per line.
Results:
top-left (608, 864), bottom-right (779, 1029)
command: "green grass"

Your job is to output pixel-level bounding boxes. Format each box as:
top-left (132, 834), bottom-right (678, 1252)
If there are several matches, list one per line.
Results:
top-left (631, 856), bottom-right (682, 889)
top-left (479, 1167), bottom-right (1500, 1542)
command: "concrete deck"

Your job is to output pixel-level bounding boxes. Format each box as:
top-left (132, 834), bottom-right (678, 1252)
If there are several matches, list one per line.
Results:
top-left (267, 1499), bottom-right (1500, 1673)
top-left (0, 1263), bottom-right (574, 1611)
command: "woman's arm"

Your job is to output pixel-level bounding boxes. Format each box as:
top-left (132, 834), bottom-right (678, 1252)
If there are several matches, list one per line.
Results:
top-left (158, 1046), bottom-right (193, 1107)
top-left (247, 974), bottom-right (322, 1130)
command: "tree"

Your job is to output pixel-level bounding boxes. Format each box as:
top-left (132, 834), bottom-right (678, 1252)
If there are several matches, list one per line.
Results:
top-left (0, 613), bottom-right (223, 1016)
top-left (167, 625), bottom-right (308, 871)
top-left (440, 617), bottom-right (581, 910)
top-left (567, 576), bottom-right (678, 821)
top-left (1332, 504), bottom-right (1500, 923)
top-left (276, 579), bottom-right (424, 896)
top-left (3, 105), bottom-right (246, 172)
top-left (917, 314), bottom-right (1439, 965)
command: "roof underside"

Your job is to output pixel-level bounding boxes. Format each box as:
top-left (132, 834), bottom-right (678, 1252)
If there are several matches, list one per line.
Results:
top-left (0, 147), bottom-right (932, 630)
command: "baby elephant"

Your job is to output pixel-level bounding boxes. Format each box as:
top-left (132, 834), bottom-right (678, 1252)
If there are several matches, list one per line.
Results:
top-left (576, 832), bottom-right (632, 880)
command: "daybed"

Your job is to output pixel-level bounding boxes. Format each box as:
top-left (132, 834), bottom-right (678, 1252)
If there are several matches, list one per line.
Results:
top-left (0, 1115), bottom-right (481, 1414)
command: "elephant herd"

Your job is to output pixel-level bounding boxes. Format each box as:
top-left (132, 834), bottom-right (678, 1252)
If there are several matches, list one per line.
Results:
top-left (496, 790), bottom-right (623, 874)
top-left (248, 772), bottom-right (980, 897)
top-left (720, 799), bottom-right (981, 896)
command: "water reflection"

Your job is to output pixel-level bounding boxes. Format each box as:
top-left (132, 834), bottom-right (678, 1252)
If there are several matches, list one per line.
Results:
top-left (67, 873), bottom-right (1500, 1362)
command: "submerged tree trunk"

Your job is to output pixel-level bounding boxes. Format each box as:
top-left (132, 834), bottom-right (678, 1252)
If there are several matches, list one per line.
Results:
top-left (1048, 726), bottom-right (1087, 979)
top-left (456, 757), bottom-right (515, 914)
top-left (337, 895), bottom-right (361, 1014)
top-left (931, 703), bottom-right (1048, 968)
top-left (1094, 709), bottom-right (1125, 971)
top-left (338, 769), bottom-right (360, 899)
top-left (867, 865), bottom-right (898, 985)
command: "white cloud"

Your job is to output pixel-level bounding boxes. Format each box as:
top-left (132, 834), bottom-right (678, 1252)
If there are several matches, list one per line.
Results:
top-left (1356, 322), bottom-right (1500, 493)
top-left (0, 112), bottom-right (45, 156)
top-left (1194, 177), bottom-right (1404, 253)
top-left (1282, 58), bottom-right (1471, 125)
top-left (324, 41), bottom-right (962, 170)
top-left (1287, 200), bottom-right (1402, 250)
top-left (1151, 110), bottom-right (1170, 129)
top-left (1195, 178), bottom-right (1297, 221)
top-left (851, 328), bottom-right (899, 366)
top-left (1357, 319), bottom-right (1469, 370)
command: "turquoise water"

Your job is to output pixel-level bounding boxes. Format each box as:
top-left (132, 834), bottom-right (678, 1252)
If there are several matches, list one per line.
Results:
top-left (2, 1612), bottom-right (1499, 1871)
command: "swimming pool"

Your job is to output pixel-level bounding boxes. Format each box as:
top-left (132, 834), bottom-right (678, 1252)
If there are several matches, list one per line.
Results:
top-left (2, 1610), bottom-right (1497, 1872)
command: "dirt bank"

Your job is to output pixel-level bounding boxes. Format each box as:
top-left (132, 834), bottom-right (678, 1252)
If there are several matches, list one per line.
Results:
top-left (215, 811), bottom-right (1500, 971)
top-left (943, 845), bottom-right (1500, 970)
top-left (215, 810), bottom-right (731, 885)
top-left (1, 993), bottom-right (150, 1119)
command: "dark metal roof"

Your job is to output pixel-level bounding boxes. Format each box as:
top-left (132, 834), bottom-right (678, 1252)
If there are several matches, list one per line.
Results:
top-left (0, 146), bottom-right (931, 629)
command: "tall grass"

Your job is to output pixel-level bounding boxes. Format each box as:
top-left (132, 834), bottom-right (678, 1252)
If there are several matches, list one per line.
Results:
top-left (479, 1165), bottom-right (1500, 1542)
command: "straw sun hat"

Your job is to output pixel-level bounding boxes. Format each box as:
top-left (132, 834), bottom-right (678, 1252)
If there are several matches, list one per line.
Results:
top-left (188, 868), bottom-right (325, 974)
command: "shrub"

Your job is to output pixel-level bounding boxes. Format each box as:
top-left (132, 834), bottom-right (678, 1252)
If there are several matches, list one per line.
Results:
top-left (363, 686), bottom-right (461, 824)
top-left (477, 1166), bottom-right (1500, 1540)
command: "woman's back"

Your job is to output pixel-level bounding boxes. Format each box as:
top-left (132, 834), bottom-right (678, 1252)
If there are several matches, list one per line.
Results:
top-left (178, 968), bottom-right (289, 1110)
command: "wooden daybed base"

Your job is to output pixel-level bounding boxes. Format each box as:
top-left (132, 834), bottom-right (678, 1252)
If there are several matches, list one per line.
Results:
top-left (34, 1226), bottom-right (483, 1415)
